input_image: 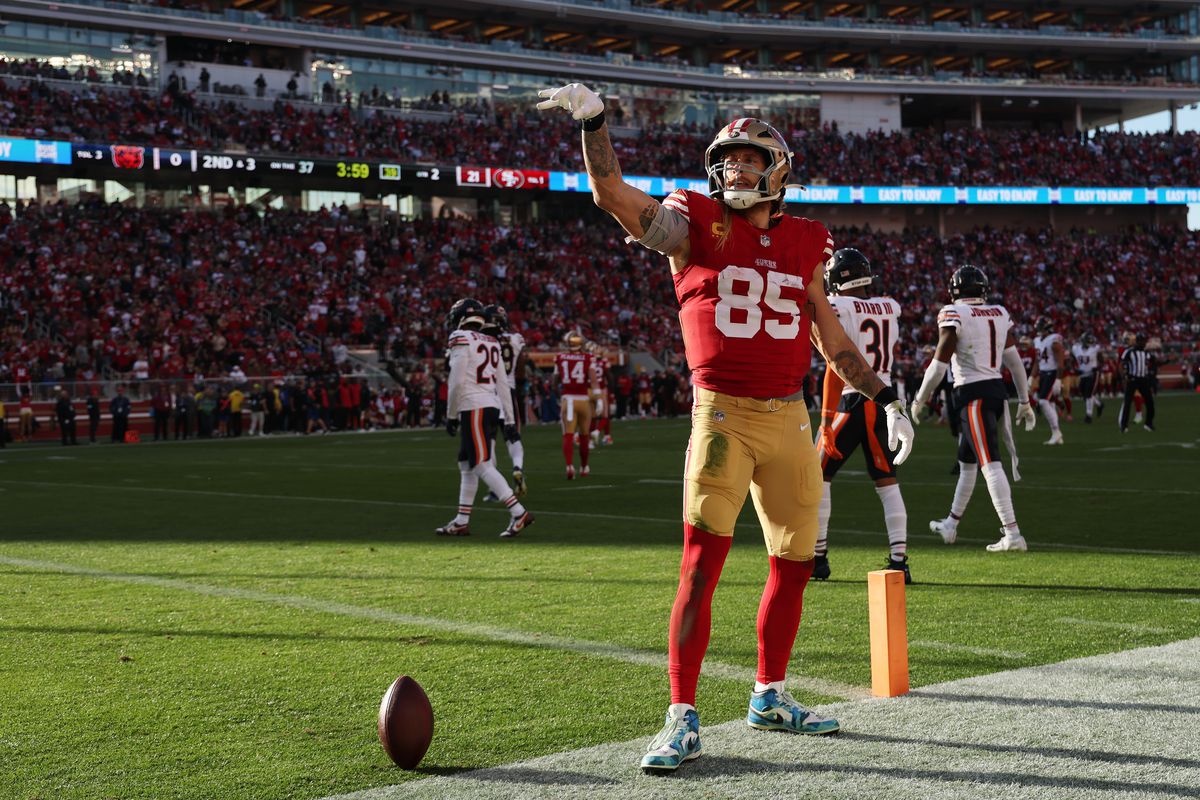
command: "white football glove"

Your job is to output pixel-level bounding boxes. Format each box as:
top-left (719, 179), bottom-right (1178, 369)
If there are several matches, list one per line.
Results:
top-left (1016, 401), bottom-right (1036, 432)
top-left (535, 83), bottom-right (604, 121)
top-left (882, 400), bottom-right (915, 466)
top-left (909, 399), bottom-right (923, 426)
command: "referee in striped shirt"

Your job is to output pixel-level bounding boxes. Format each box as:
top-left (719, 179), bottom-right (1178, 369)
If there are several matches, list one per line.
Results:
top-left (1118, 333), bottom-right (1157, 433)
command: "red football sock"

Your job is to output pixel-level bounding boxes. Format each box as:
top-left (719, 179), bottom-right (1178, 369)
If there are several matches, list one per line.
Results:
top-left (601, 417), bottom-right (611, 436)
top-left (755, 555), bottom-right (814, 684)
top-left (1134, 394), bottom-right (1144, 413)
top-left (1063, 395), bottom-right (1073, 415)
top-left (562, 433), bottom-right (574, 466)
top-left (579, 436), bottom-right (590, 468)
top-left (668, 524), bottom-right (732, 705)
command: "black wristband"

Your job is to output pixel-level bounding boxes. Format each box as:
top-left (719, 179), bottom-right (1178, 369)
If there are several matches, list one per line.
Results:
top-left (874, 386), bottom-right (899, 408)
top-left (581, 110), bottom-right (606, 132)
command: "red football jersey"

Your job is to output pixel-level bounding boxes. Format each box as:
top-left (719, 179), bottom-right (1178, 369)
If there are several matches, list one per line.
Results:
top-left (667, 189), bottom-right (829, 397)
top-left (592, 356), bottom-right (609, 390)
top-left (555, 352), bottom-right (595, 395)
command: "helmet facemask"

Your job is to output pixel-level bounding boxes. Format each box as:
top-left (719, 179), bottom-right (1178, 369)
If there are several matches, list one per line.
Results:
top-left (707, 148), bottom-right (788, 210)
top-left (705, 119), bottom-right (798, 213)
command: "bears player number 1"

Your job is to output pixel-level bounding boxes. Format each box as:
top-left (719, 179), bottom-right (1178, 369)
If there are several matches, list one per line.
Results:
top-left (715, 266), bottom-right (805, 340)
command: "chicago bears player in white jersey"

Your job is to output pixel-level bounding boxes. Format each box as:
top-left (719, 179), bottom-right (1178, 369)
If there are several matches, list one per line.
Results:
top-left (911, 266), bottom-right (1036, 553)
top-left (481, 303), bottom-right (528, 497)
top-left (538, 82), bottom-right (913, 773)
top-left (1033, 317), bottom-right (1067, 445)
top-left (436, 298), bottom-right (534, 539)
top-left (815, 248), bottom-right (912, 583)
top-left (1072, 332), bottom-right (1104, 424)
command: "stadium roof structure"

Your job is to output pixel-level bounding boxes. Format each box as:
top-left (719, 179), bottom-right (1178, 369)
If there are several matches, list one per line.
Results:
top-left (0, 0), bottom-right (1197, 129)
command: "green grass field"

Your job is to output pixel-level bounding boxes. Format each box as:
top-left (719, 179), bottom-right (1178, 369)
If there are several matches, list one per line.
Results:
top-left (2, 394), bottom-right (1197, 800)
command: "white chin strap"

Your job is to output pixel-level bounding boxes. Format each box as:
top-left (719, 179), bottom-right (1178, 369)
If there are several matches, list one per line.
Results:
top-left (722, 189), bottom-right (779, 210)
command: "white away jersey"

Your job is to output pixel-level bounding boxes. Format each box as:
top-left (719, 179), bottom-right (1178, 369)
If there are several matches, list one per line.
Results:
top-left (937, 302), bottom-right (1012, 386)
top-left (1034, 333), bottom-right (1062, 371)
top-left (446, 328), bottom-right (514, 419)
top-left (1072, 343), bottom-right (1101, 376)
top-left (498, 331), bottom-right (525, 385)
top-left (828, 294), bottom-right (899, 394)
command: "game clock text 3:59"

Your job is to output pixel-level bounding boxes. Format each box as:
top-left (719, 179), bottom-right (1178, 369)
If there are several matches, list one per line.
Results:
top-left (336, 161), bottom-right (370, 179)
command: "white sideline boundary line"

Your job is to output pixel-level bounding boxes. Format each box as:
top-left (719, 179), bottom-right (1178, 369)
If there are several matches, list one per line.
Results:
top-left (1057, 616), bottom-right (1171, 635)
top-left (321, 636), bottom-right (1200, 800)
top-left (0, 479), bottom-right (1194, 557)
top-left (0, 554), bottom-right (869, 703)
top-left (909, 639), bottom-right (1026, 660)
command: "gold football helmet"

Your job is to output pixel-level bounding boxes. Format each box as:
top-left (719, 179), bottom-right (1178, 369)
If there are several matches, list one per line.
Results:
top-left (564, 331), bottom-right (585, 352)
top-left (704, 118), bottom-right (799, 212)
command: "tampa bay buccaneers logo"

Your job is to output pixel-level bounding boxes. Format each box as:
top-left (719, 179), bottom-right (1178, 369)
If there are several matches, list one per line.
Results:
top-left (110, 145), bottom-right (145, 169)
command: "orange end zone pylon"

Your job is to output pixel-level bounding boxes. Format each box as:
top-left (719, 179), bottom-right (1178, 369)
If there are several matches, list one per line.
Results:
top-left (868, 569), bottom-right (909, 697)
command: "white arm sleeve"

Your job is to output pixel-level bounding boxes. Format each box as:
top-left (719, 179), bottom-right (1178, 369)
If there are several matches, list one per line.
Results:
top-left (625, 203), bottom-right (688, 256)
top-left (914, 358), bottom-right (949, 408)
top-left (1002, 346), bottom-right (1030, 404)
top-left (494, 363), bottom-right (515, 424)
top-left (446, 345), bottom-right (465, 419)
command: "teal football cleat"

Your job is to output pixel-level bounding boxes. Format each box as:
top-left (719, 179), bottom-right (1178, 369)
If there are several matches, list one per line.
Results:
top-left (747, 688), bottom-right (840, 735)
top-left (640, 704), bottom-right (702, 772)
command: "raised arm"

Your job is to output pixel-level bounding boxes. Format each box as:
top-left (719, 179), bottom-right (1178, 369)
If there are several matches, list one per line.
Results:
top-left (537, 83), bottom-right (690, 268)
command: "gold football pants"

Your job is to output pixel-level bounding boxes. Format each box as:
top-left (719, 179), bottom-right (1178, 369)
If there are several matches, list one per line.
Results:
top-left (560, 395), bottom-right (593, 435)
top-left (683, 387), bottom-right (822, 561)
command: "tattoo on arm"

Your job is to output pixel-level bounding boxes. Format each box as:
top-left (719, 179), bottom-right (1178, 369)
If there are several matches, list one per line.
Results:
top-left (636, 202), bottom-right (657, 235)
top-left (583, 129), bottom-right (617, 179)
top-left (831, 349), bottom-right (885, 397)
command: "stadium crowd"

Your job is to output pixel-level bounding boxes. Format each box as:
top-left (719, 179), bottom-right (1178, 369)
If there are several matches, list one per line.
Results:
top-left (4, 76), bottom-right (1200, 186)
top-left (0, 199), bottom-right (1195, 394)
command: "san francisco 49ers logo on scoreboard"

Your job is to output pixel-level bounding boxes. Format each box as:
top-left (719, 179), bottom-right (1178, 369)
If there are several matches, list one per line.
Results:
top-left (493, 168), bottom-right (525, 189)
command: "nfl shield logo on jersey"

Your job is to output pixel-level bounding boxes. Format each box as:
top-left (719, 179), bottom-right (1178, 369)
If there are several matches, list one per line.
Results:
top-left (713, 410), bottom-right (725, 423)
top-left (760, 234), bottom-right (771, 248)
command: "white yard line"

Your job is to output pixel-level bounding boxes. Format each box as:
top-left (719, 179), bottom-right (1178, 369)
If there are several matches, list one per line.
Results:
top-left (1, 479), bottom-right (1194, 557)
top-left (321, 636), bottom-right (1200, 800)
top-left (0, 554), bottom-right (869, 704)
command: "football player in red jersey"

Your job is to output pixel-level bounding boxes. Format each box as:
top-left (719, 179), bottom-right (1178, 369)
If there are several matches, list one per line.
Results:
top-left (538, 82), bottom-right (915, 772)
top-left (554, 332), bottom-right (598, 479)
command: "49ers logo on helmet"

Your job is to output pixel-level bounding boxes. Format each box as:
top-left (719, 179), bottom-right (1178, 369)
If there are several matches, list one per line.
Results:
top-left (492, 168), bottom-right (525, 189)
top-left (110, 145), bottom-right (146, 169)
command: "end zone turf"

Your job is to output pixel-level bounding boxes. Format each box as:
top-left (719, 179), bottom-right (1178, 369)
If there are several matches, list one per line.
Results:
top-left (327, 636), bottom-right (1200, 800)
